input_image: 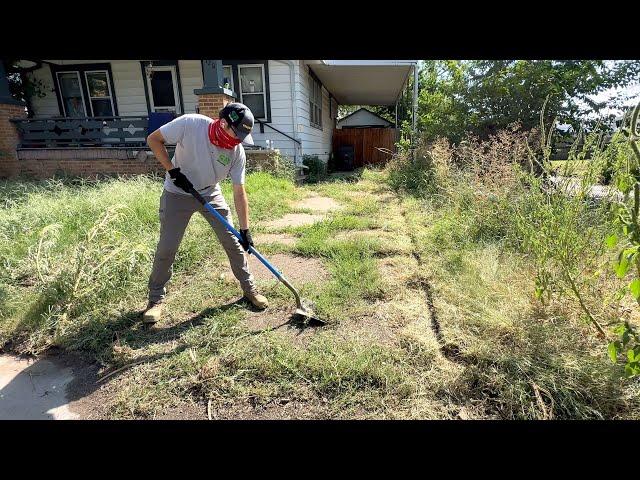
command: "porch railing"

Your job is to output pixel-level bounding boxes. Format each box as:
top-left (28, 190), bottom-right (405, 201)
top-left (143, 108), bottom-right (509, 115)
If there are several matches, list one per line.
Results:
top-left (10, 116), bottom-right (150, 149)
top-left (10, 115), bottom-right (270, 150)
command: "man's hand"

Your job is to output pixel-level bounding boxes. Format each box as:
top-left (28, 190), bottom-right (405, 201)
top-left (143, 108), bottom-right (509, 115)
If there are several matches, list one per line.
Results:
top-left (169, 167), bottom-right (194, 193)
top-left (239, 229), bottom-right (254, 254)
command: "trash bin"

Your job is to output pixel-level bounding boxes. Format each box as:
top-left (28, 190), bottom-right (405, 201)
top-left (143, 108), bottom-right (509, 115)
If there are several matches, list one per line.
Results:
top-left (337, 145), bottom-right (355, 171)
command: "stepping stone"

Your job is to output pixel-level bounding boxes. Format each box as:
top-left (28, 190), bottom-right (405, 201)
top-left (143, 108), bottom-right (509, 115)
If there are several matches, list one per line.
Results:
top-left (264, 213), bottom-right (324, 229)
top-left (293, 195), bottom-right (343, 213)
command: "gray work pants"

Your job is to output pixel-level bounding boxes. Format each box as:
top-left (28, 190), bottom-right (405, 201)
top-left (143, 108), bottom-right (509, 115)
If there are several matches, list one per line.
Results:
top-left (148, 189), bottom-right (255, 304)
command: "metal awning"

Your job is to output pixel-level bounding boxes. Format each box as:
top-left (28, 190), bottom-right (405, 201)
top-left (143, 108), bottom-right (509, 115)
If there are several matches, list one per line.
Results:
top-left (306, 60), bottom-right (417, 106)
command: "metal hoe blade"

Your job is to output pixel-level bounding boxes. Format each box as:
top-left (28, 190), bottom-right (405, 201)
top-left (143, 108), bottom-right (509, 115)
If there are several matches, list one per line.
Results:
top-left (280, 277), bottom-right (326, 325)
top-left (294, 303), bottom-right (326, 326)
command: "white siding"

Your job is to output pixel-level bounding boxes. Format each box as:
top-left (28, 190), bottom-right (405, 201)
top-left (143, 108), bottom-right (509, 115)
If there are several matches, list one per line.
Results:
top-left (24, 59), bottom-right (318, 164)
top-left (296, 61), bottom-right (335, 162)
top-left (179, 60), bottom-right (202, 113)
top-left (110, 61), bottom-right (147, 115)
top-left (27, 60), bottom-right (202, 117)
top-left (243, 60), bottom-right (298, 159)
top-left (27, 64), bottom-right (60, 116)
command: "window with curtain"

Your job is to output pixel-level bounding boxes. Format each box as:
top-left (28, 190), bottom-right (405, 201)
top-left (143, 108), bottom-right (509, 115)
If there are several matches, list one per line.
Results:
top-left (84, 71), bottom-right (115, 116)
top-left (238, 64), bottom-right (266, 119)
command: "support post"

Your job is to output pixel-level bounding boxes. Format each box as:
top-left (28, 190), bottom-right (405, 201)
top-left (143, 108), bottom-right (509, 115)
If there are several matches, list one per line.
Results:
top-left (412, 63), bottom-right (418, 138)
top-left (194, 60), bottom-right (236, 119)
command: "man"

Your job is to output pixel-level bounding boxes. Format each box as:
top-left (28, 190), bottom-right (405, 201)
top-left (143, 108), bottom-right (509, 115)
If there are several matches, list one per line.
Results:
top-left (143, 102), bottom-right (268, 325)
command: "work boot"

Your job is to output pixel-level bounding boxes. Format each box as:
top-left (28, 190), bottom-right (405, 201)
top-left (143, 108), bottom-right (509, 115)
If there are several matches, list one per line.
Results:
top-left (142, 301), bottom-right (164, 325)
top-left (244, 290), bottom-right (269, 310)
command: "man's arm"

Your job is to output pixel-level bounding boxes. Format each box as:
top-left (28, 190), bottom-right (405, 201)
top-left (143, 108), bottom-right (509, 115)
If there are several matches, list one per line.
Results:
top-left (146, 129), bottom-right (174, 171)
top-left (233, 184), bottom-right (249, 230)
top-left (147, 128), bottom-right (193, 193)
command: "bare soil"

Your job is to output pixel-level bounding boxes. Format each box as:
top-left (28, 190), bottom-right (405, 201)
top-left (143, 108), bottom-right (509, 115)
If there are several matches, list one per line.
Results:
top-left (264, 213), bottom-right (324, 229)
top-left (293, 194), bottom-right (343, 213)
top-left (210, 395), bottom-right (331, 419)
top-left (248, 253), bottom-right (329, 283)
top-left (254, 232), bottom-right (297, 246)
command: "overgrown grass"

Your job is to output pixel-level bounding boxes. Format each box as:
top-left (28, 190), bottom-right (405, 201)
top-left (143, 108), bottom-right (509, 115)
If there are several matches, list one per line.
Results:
top-left (2, 157), bottom-right (639, 419)
top-left (0, 172), bottom-right (298, 356)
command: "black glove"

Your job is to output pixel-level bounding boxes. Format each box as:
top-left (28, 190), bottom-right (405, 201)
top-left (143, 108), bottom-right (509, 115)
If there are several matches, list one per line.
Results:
top-left (168, 167), bottom-right (194, 193)
top-left (239, 229), bottom-right (254, 254)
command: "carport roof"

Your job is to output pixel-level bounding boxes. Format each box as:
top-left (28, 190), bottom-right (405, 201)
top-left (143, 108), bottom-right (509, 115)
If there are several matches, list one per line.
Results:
top-left (306, 60), bottom-right (418, 106)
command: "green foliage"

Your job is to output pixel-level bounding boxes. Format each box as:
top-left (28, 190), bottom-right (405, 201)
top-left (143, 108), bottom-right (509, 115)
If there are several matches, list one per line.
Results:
top-left (302, 154), bottom-right (328, 183)
top-left (604, 101), bottom-right (640, 375)
top-left (414, 60), bottom-right (640, 144)
top-left (245, 151), bottom-right (297, 182)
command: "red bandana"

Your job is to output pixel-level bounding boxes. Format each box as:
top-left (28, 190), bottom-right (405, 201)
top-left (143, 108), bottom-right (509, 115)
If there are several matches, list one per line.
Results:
top-left (208, 119), bottom-right (242, 150)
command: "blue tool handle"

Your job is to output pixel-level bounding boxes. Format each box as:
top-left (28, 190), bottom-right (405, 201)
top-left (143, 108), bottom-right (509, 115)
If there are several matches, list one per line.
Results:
top-left (189, 188), bottom-right (283, 280)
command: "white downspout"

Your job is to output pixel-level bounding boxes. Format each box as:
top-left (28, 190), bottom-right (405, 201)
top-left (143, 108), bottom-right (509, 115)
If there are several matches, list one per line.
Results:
top-left (275, 60), bottom-right (301, 165)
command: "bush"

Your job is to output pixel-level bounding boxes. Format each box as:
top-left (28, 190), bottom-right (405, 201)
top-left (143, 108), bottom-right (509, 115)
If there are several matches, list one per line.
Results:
top-left (246, 150), bottom-right (297, 181)
top-left (303, 155), bottom-right (328, 183)
top-left (386, 123), bottom-right (623, 339)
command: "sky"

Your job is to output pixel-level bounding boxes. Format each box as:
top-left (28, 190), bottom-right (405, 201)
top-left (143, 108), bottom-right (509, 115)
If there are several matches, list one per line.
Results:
top-left (587, 83), bottom-right (640, 118)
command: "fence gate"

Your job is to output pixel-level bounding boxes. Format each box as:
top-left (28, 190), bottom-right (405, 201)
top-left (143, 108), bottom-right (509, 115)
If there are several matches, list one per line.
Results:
top-left (332, 128), bottom-right (399, 168)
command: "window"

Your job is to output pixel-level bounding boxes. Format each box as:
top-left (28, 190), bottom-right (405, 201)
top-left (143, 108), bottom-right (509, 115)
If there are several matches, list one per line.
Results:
top-left (51, 63), bottom-right (118, 118)
top-left (144, 64), bottom-right (182, 114)
top-left (309, 73), bottom-right (322, 129)
top-left (223, 65), bottom-right (234, 90)
top-left (84, 71), bottom-right (115, 116)
top-left (221, 61), bottom-right (271, 122)
top-left (56, 72), bottom-right (87, 117)
top-left (238, 64), bottom-right (267, 120)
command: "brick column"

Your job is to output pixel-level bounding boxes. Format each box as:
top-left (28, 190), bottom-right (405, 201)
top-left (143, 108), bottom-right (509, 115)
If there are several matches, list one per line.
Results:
top-left (194, 60), bottom-right (236, 119)
top-left (0, 61), bottom-right (27, 178)
top-left (197, 92), bottom-right (235, 119)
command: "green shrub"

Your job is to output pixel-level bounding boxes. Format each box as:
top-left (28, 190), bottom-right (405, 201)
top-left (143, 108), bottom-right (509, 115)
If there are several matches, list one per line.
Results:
top-left (303, 154), bottom-right (328, 183)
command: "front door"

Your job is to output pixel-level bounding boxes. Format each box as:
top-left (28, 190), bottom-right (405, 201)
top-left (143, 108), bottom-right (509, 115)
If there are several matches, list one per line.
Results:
top-left (146, 65), bottom-right (182, 114)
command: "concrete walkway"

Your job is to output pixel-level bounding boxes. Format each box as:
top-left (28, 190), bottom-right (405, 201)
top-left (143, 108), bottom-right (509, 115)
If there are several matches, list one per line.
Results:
top-left (0, 354), bottom-right (80, 420)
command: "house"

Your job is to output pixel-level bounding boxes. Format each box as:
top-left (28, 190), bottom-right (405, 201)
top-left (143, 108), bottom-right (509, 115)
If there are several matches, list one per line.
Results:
top-left (0, 60), bottom-right (417, 178)
top-left (337, 107), bottom-right (394, 129)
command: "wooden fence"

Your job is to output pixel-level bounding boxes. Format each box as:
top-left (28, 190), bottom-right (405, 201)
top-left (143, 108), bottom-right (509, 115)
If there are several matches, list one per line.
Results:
top-left (332, 128), bottom-right (399, 167)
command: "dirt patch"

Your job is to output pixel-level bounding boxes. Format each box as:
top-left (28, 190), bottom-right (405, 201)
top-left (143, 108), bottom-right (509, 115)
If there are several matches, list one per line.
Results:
top-left (217, 253), bottom-right (329, 292)
top-left (154, 400), bottom-right (206, 420)
top-left (254, 232), bottom-right (297, 246)
top-left (293, 194), bottom-right (343, 213)
top-left (264, 213), bottom-right (324, 229)
top-left (211, 396), bottom-right (331, 419)
top-left (242, 306), bottom-right (322, 348)
top-left (248, 253), bottom-right (329, 283)
top-left (334, 230), bottom-right (413, 254)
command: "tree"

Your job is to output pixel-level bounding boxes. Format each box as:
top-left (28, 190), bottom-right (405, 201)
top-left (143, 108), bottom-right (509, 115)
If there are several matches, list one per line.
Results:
top-left (416, 60), bottom-right (640, 143)
top-left (416, 60), bottom-right (470, 144)
top-left (3, 59), bottom-right (48, 117)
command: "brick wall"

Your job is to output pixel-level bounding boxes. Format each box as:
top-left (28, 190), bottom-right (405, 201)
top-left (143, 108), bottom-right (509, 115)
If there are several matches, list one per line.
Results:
top-left (15, 149), bottom-right (165, 179)
top-left (197, 93), bottom-right (234, 119)
top-left (0, 103), bottom-right (27, 178)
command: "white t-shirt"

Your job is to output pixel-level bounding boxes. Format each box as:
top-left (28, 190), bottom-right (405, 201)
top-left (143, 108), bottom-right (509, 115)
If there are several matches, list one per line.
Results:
top-left (159, 114), bottom-right (246, 206)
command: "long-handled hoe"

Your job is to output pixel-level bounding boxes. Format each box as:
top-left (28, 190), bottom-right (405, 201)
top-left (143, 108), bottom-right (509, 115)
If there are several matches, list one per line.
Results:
top-left (189, 188), bottom-right (326, 326)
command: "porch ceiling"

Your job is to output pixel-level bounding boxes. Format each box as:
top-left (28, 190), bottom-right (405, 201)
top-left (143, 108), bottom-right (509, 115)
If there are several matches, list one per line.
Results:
top-left (307, 60), bottom-right (417, 106)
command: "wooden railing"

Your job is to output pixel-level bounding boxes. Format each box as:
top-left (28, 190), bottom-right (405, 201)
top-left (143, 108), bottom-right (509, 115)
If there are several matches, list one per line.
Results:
top-left (10, 116), bottom-right (150, 148)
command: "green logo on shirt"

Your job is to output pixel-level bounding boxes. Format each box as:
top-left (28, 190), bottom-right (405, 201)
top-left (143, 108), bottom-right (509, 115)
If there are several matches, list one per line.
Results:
top-left (218, 153), bottom-right (231, 166)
